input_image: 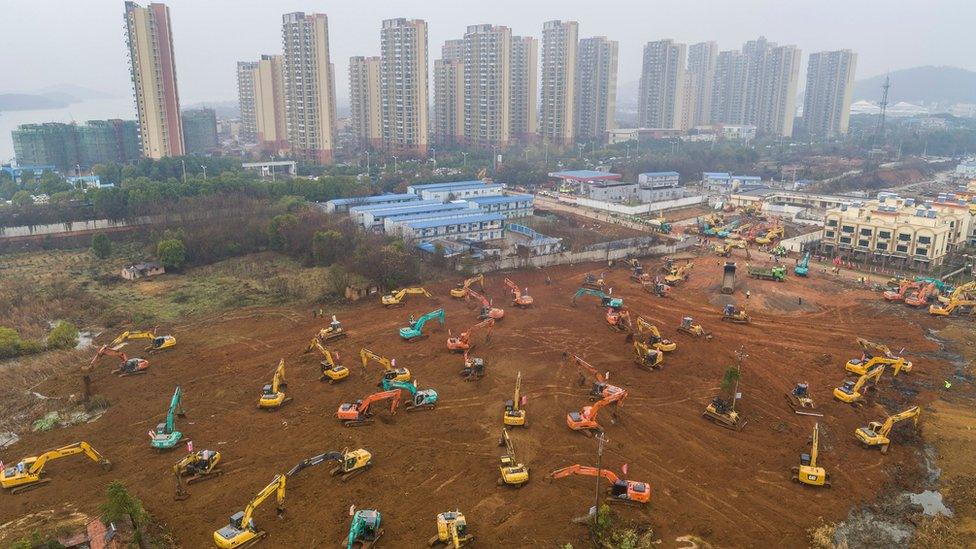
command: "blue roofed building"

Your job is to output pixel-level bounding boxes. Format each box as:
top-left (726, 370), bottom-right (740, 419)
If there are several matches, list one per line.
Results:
top-left (350, 200), bottom-right (465, 229)
top-left (406, 180), bottom-right (504, 201)
top-left (396, 213), bottom-right (505, 242)
top-left (466, 194), bottom-right (534, 219)
top-left (323, 193), bottom-right (420, 213)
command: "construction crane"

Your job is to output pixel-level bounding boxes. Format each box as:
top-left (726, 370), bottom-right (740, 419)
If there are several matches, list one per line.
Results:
top-left (450, 274), bottom-right (485, 299)
top-left (1, 441), bottom-right (111, 494)
top-left (629, 316), bottom-right (676, 352)
top-left (465, 288), bottom-right (504, 320)
top-left (721, 303), bottom-right (750, 323)
top-left (677, 316), bottom-right (711, 339)
top-left (905, 282), bottom-right (938, 307)
top-left (87, 345), bottom-right (149, 377)
top-left (786, 382), bottom-right (816, 411)
top-left (380, 378), bottom-right (438, 411)
top-left (304, 338), bottom-right (349, 383)
top-left (400, 308), bottom-right (445, 341)
top-left (572, 355), bottom-right (625, 400)
top-left (213, 474), bottom-right (286, 549)
top-left (605, 306), bottom-right (633, 332)
top-left (429, 511), bottom-right (473, 548)
top-left (547, 464), bottom-right (650, 506)
top-left (151, 386), bottom-right (186, 450)
top-left (497, 429), bottom-right (529, 487)
top-left (856, 405), bottom-right (921, 453)
top-left (846, 338), bottom-right (913, 376)
top-left (109, 329), bottom-right (176, 353)
top-left (287, 448), bottom-right (373, 482)
top-left (447, 318), bottom-right (494, 353)
top-left (315, 315), bottom-right (347, 343)
top-left (503, 371), bottom-right (526, 427)
top-left (381, 287), bottom-right (433, 308)
top-left (833, 363), bottom-right (885, 405)
top-left (571, 287), bottom-right (623, 309)
top-left (794, 252), bottom-right (811, 277)
top-left (258, 359), bottom-right (291, 410)
top-left (344, 508), bottom-right (384, 548)
top-left (336, 389), bottom-right (402, 427)
top-left (504, 277), bottom-right (533, 307)
top-left (459, 351), bottom-right (485, 381)
top-left (581, 272), bottom-right (606, 290)
top-left (664, 262), bottom-right (694, 285)
top-left (791, 423), bottom-right (830, 488)
top-left (883, 280), bottom-right (920, 302)
top-left (173, 449), bottom-right (222, 500)
top-left (360, 348), bottom-right (410, 383)
top-left (566, 390), bottom-right (627, 435)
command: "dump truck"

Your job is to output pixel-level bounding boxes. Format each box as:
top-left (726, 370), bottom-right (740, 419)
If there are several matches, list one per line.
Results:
top-left (747, 265), bottom-right (786, 282)
top-left (722, 262), bottom-right (736, 294)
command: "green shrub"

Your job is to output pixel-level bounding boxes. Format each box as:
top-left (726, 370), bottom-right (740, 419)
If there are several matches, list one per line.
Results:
top-left (47, 320), bottom-right (79, 350)
top-left (91, 232), bottom-right (112, 259)
top-left (157, 238), bottom-right (187, 270)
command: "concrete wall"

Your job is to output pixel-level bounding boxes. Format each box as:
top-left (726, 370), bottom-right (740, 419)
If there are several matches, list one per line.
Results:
top-left (779, 231), bottom-right (822, 253)
top-left (574, 194), bottom-right (707, 215)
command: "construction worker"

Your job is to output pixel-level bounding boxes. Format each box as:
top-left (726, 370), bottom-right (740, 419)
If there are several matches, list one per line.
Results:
top-left (745, 290), bottom-right (751, 300)
top-left (944, 379), bottom-right (952, 390)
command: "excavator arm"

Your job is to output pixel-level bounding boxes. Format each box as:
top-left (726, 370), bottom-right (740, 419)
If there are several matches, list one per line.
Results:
top-left (165, 386), bottom-right (184, 433)
top-left (504, 278), bottom-right (520, 298)
top-left (109, 330), bottom-right (155, 347)
top-left (287, 451), bottom-right (343, 477)
top-left (270, 360), bottom-right (285, 394)
top-left (877, 406), bottom-right (921, 438)
top-left (853, 364), bottom-right (885, 394)
top-left (28, 441), bottom-right (110, 475)
top-left (585, 391), bottom-right (627, 421)
top-left (238, 475), bottom-right (286, 529)
top-left (573, 355), bottom-right (605, 383)
top-left (359, 389), bottom-right (402, 415)
top-left (809, 422), bottom-right (819, 468)
top-left (549, 464), bottom-right (620, 484)
top-left (856, 338), bottom-right (893, 359)
top-left (512, 371), bottom-right (522, 412)
top-left (360, 348), bottom-right (392, 372)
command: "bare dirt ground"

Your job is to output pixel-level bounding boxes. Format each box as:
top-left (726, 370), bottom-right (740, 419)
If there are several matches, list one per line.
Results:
top-left (0, 257), bottom-right (956, 548)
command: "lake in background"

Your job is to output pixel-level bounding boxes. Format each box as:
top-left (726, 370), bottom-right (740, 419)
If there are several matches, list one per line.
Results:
top-left (0, 97), bottom-right (136, 163)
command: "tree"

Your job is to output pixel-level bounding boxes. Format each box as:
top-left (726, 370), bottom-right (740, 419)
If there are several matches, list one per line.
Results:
top-left (91, 233), bottom-right (112, 259)
top-left (100, 481), bottom-right (148, 544)
top-left (11, 190), bottom-right (32, 207)
top-left (157, 238), bottom-right (187, 270)
top-left (311, 230), bottom-right (343, 266)
top-left (47, 320), bottom-right (79, 350)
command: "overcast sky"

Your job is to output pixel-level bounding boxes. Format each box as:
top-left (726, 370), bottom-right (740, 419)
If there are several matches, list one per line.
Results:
top-left (2, 0), bottom-right (974, 105)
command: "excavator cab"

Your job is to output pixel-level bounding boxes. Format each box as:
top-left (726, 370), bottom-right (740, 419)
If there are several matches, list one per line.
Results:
top-left (460, 353), bottom-right (485, 381)
top-left (503, 402), bottom-right (526, 427)
top-left (787, 382), bottom-right (815, 410)
top-left (119, 357), bottom-right (150, 376)
top-left (430, 511), bottom-right (473, 547)
top-left (611, 480), bottom-right (649, 504)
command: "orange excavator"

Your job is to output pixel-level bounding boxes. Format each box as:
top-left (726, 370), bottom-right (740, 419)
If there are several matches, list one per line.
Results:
top-left (572, 355), bottom-right (625, 401)
top-left (904, 282), bottom-right (938, 307)
top-left (335, 389), bottom-right (402, 427)
top-left (548, 465), bottom-right (650, 506)
top-left (465, 288), bottom-right (504, 321)
top-left (504, 278), bottom-right (533, 308)
top-left (566, 390), bottom-right (627, 435)
top-left (883, 280), bottom-right (920, 302)
top-left (447, 318), bottom-right (494, 353)
top-left (606, 307), bottom-right (633, 332)
top-left (86, 345), bottom-right (149, 376)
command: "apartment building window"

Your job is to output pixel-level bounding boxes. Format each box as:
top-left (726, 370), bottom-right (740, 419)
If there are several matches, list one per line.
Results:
top-left (858, 239), bottom-right (870, 247)
top-left (840, 237), bottom-right (851, 244)
top-left (841, 225), bottom-right (854, 233)
top-left (916, 248), bottom-right (928, 257)
top-left (896, 245), bottom-right (908, 253)
top-left (860, 228), bottom-right (872, 236)
top-left (876, 242), bottom-right (887, 250)
top-left (878, 231), bottom-right (891, 239)
top-left (918, 236), bottom-right (931, 244)
top-left (898, 233), bottom-right (911, 241)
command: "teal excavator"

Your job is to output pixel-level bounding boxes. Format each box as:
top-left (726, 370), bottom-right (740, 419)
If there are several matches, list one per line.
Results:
top-left (344, 508), bottom-right (384, 548)
top-left (794, 252), bottom-right (810, 277)
top-left (399, 309), bottom-right (445, 341)
top-left (380, 378), bottom-right (438, 410)
top-left (571, 288), bottom-right (623, 309)
top-left (151, 386), bottom-right (185, 450)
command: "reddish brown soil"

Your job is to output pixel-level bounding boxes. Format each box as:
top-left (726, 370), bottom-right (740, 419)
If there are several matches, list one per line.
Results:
top-left (0, 258), bottom-right (950, 548)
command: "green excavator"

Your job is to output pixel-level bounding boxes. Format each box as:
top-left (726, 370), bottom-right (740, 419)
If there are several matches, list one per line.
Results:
top-left (571, 288), bottom-right (623, 309)
top-left (399, 309), bottom-right (445, 342)
top-left (150, 386), bottom-right (185, 450)
top-left (344, 508), bottom-right (384, 548)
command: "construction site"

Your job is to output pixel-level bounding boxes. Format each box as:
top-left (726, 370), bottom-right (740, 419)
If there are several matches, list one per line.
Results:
top-left (1, 231), bottom-right (969, 548)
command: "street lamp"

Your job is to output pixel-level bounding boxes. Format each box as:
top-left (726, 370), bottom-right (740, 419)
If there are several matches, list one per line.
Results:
top-left (577, 143), bottom-right (585, 159)
top-left (492, 146), bottom-right (498, 172)
top-left (363, 150), bottom-right (371, 177)
top-left (391, 155), bottom-right (399, 173)
top-left (180, 159), bottom-right (187, 183)
top-left (430, 147), bottom-right (436, 164)
top-left (460, 151), bottom-right (468, 168)
top-left (200, 165), bottom-right (207, 180)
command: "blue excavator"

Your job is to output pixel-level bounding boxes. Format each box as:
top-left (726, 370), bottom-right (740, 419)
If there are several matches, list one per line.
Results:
top-left (380, 378), bottom-right (438, 410)
top-left (399, 308), bottom-right (445, 341)
top-left (344, 508), bottom-right (384, 548)
top-left (571, 288), bottom-right (623, 309)
top-left (151, 386), bottom-right (185, 451)
top-left (794, 252), bottom-right (810, 277)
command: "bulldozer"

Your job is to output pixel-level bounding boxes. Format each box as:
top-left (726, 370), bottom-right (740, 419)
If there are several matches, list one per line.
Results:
top-left (173, 449), bottom-right (222, 500)
top-left (382, 287), bottom-right (433, 308)
top-left (833, 363), bottom-right (884, 406)
top-left (497, 429), bottom-right (529, 487)
top-left (109, 329), bottom-right (176, 353)
top-left (287, 448), bottom-right (373, 482)
top-left (855, 405), bottom-right (921, 453)
top-left (258, 359), bottom-right (291, 410)
top-left (459, 351), bottom-right (485, 381)
top-left (582, 272), bottom-right (606, 290)
top-left (721, 303), bottom-right (750, 323)
top-left (547, 464), bottom-right (650, 506)
top-left (213, 474), bottom-right (286, 549)
top-left (677, 316), bottom-right (711, 339)
top-left (1, 441), bottom-right (111, 494)
top-left (450, 274), bottom-right (485, 299)
top-left (786, 382), bottom-right (816, 411)
top-left (316, 315), bottom-right (348, 343)
top-left (87, 345), bottom-right (150, 376)
top-left (305, 338), bottom-right (349, 383)
top-left (344, 508), bottom-right (384, 548)
top-left (791, 422), bottom-right (830, 488)
top-left (503, 371), bottom-right (527, 427)
top-left (336, 389), bottom-right (402, 427)
top-left (429, 511), bottom-right (473, 547)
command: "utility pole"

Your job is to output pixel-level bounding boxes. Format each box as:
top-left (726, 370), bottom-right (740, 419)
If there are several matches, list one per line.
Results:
top-left (181, 159), bottom-right (187, 183)
top-left (591, 432), bottom-right (607, 540)
top-left (875, 75), bottom-right (890, 147)
top-left (461, 151), bottom-right (468, 168)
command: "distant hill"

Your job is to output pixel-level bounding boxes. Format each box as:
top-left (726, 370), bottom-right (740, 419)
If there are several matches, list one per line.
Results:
top-left (183, 100), bottom-right (239, 120)
top-left (853, 66), bottom-right (976, 104)
top-left (0, 93), bottom-right (73, 111)
top-left (37, 84), bottom-right (116, 101)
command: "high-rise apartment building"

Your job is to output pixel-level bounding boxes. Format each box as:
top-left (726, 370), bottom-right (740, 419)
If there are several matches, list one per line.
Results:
top-left (710, 50), bottom-right (749, 125)
top-left (461, 24), bottom-right (512, 148)
top-left (757, 43), bottom-right (801, 137)
top-left (236, 61), bottom-right (259, 144)
top-left (803, 49), bottom-right (857, 138)
top-left (181, 108), bottom-right (218, 154)
top-left (349, 56), bottom-right (382, 149)
top-left (638, 39), bottom-right (686, 129)
top-left (433, 58), bottom-right (464, 146)
top-left (254, 54), bottom-right (288, 154)
top-left (575, 37), bottom-right (618, 140)
top-left (380, 18), bottom-right (429, 156)
top-left (13, 120), bottom-right (140, 171)
top-left (123, 2), bottom-right (184, 159)
top-left (281, 12), bottom-right (338, 164)
top-left (509, 36), bottom-right (538, 142)
top-left (685, 41), bottom-right (717, 127)
top-left (540, 20), bottom-right (578, 146)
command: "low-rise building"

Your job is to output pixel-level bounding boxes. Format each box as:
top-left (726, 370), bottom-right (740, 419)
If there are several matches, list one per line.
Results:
top-left (703, 172), bottom-right (762, 192)
top-left (955, 159), bottom-right (976, 179)
top-left (323, 193), bottom-right (420, 214)
top-left (241, 160), bottom-right (298, 179)
top-left (721, 125), bottom-right (757, 141)
top-left (588, 181), bottom-right (638, 202)
top-left (396, 212), bottom-right (505, 242)
top-left (1, 164), bottom-right (58, 183)
top-left (349, 199), bottom-right (445, 226)
top-left (466, 194), bottom-right (534, 218)
top-left (379, 205), bottom-right (480, 233)
top-left (406, 180), bottom-right (504, 201)
top-left (637, 171), bottom-right (685, 202)
top-left (548, 170), bottom-right (621, 193)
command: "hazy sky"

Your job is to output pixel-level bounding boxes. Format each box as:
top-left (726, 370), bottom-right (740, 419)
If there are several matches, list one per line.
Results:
top-left (2, 0), bottom-right (974, 105)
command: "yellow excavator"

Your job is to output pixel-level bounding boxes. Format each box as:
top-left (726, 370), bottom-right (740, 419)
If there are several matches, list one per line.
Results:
top-left (845, 338), bottom-right (912, 376)
top-left (173, 449), bottom-right (222, 500)
top-left (213, 474), bottom-right (286, 548)
top-left (1, 441), bottom-right (111, 494)
top-left (936, 280), bottom-right (976, 304)
top-left (791, 422), bottom-right (830, 487)
top-left (287, 448), bottom-right (373, 482)
top-left (382, 287), bottom-right (432, 308)
top-left (856, 405), bottom-right (921, 453)
top-left (833, 363), bottom-right (885, 405)
top-left (503, 371), bottom-right (526, 427)
top-left (305, 338), bottom-right (349, 383)
top-left (629, 316), bottom-right (677, 352)
top-left (450, 274), bottom-right (485, 299)
top-left (664, 262), bottom-right (694, 285)
top-left (109, 329), bottom-right (176, 353)
top-left (429, 510), bottom-right (474, 547)
top-left (258, 359), bottom-right (291, 409)
top-left (360, 348), bottom-right (410, 384)
top-left (929, 298), bottom-right (976, 316)
top-left (497, 429), bottom-right (529, 487)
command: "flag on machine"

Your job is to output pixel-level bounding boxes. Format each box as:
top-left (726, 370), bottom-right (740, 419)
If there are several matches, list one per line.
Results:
top-left (520, 395), bottom-right (527, 407)
top-left (621, 463), bottom-right (628, 475)
top-left (187, 440), bottom-right (193, 453)
top-left (148, 430), bottom-right (156, 440)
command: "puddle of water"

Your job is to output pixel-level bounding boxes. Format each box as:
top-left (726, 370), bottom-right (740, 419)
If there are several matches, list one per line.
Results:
top-left (0, 432), bottom-right (19, 450)
top-left (75, 331), bottom-right (94, 350)
top-left (908, 490), bottom-right (953, 517)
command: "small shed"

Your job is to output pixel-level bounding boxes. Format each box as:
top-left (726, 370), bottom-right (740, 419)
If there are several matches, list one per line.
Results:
top-left (121, 262), bottom-right (165, 280)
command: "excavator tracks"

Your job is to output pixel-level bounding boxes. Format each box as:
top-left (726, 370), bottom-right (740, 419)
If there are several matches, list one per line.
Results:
top-left (186, 470), bottom-right (223, 485)
top-left (9, 479), bottom-right (51, 495)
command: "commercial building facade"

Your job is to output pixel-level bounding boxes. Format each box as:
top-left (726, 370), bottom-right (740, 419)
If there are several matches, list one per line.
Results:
top-left (13, 120), bottom-right (140, 171)
top-left (575, 37), bottom-right (618, 140)
top-left (540, 20), bottom-right (578, 146)
top-left (281, 12), bottom-right (338, 164)
top-left (349, 56), bottom-right (382, 149)
top-left (638, 39), bottom-right (686, 129)
top-left (380, 18), bottom-right (429, 156)
top-left (803, 49), bottom-right (857, 137)
top-left (124, 1), bottom-right (184, 159)
top-left (181, 108), bottom-right (218, 154)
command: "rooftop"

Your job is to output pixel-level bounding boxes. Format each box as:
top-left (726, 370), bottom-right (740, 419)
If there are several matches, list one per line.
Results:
top-left (703, 172), bottom-right (731, 178)
top-left (326, 193), bottom-right (419, 207)
top-left (406, 213), bottom-right (504, 230)
top-left (548, 170), bottom-right (621, 180)
top-left (640, 171), bottom-right (680, 177)
top-left (408, 180), bottom-right (502, 191)
top-left (466, 194), bottom-right (534, 205)
top-left (349, 199), bottom-right (447, 215)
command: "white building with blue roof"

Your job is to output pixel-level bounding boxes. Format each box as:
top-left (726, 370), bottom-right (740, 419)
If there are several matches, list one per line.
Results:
top-left (406, 180), bottom-right (504, 201)
top-left (465, 194), bottom-right (534, 218)
top-left (396, 212), bottom-right (505, 242)
top-left (323, 193), bottom-right (420, 213)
